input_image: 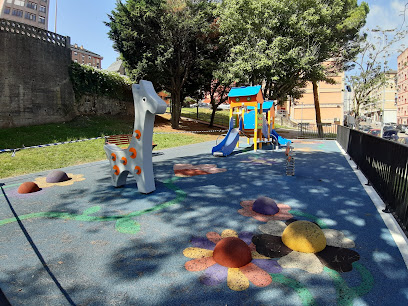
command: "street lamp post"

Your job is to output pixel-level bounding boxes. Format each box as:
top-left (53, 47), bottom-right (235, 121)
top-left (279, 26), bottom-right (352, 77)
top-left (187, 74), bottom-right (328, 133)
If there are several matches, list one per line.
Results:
top-left (55, 0), bottom-right (58, 33)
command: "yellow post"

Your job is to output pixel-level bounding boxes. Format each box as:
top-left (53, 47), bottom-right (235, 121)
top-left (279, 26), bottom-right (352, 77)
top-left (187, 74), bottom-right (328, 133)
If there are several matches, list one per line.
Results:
top-left (254, 107), bottom-right (258, 152)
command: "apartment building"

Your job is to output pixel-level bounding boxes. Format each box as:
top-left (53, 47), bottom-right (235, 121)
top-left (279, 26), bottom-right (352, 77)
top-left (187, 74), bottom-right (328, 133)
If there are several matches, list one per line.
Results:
top-left (397, 48), bottom-right (408, 125)
top-left (360, 71), bottom-right (397, 124)
top-left (71, 44), bottom-right (103, 69)
top-left (290, 71), bottom-right (345, 125)
top-left (0, 0), bottom-right (49, 30)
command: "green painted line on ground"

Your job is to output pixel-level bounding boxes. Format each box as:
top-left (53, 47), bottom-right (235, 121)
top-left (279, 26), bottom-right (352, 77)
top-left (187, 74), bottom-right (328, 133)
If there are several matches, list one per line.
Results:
top-left (0, 177), bottom-right (186, 235)
top-left (324, 262), bottom-right (374, 306)
top-left (1, 183), bottom-right (21, 189)
top-left (272, 273), bottom-right (317, 306)
top-left (289, 210), bottom-right (328, 228)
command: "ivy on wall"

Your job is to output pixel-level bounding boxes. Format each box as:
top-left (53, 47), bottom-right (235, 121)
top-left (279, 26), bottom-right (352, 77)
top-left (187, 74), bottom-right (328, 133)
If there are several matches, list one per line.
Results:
top-left (69, 62), bottom-right (133, 102)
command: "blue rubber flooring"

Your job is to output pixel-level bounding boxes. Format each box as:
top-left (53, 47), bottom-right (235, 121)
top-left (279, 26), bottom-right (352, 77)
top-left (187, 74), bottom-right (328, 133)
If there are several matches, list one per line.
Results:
top-left (0, 139), bottom-right (407, 305)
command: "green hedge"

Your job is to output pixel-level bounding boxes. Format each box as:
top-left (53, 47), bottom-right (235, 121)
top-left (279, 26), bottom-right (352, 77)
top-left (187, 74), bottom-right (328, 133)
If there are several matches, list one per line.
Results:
top-left (69, 62), bottom-right (133, 102)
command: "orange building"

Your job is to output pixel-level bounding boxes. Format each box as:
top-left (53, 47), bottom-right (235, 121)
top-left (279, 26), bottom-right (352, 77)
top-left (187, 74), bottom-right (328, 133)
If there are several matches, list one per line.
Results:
top-left (0, 0), bottom-right (50, 30)
top-left (290, 71), bottom-right (345, 125)
top-left (71, 43), bottom-right (103, 69)
top-left (397, 48), bottom-right (408, 124)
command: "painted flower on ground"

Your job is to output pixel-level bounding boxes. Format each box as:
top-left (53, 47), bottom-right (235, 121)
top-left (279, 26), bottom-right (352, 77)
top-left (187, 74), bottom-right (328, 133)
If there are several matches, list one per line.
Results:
top-left (34, 173), bottom-right (85, 188)
top-left (174, 164), bottom-right (226, 177)
top-left (252, 220), bottom-right (360, 274)
top-left (183, 229), bottom-right (282, 291)
top-left (238, 197), bottom-right (293, 222)
top-left (240, 156), bottom-right (277, 165)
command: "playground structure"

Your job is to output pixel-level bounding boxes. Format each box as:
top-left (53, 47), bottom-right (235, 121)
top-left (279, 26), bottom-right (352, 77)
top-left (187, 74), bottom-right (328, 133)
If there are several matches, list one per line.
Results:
top-left (103, 80), bottom-right (167, 194)
top-left (212, 85), bottom-right (291, 156)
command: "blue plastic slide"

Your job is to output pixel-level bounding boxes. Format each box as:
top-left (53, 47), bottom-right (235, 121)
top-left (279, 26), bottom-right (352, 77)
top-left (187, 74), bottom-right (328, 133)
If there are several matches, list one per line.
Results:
top-left (270, 129), bottom-right (291, 146)
top-left (212, 117), bottom-right (242, 157)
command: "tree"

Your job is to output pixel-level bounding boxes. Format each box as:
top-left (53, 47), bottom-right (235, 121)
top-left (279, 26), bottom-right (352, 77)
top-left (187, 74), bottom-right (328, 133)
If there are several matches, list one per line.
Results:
top-left (180, 15), bottom-right (234, 127)
top-left (106, 0), bottom-right (215, 129)
top-left (347, 29), bottom-right (407, 127)
top-left (217, 0), bottom-right (368, 136)
top-left (217, 0), bottom-right (311, 103)
top-left (301, 0), bottom-right (369, 137)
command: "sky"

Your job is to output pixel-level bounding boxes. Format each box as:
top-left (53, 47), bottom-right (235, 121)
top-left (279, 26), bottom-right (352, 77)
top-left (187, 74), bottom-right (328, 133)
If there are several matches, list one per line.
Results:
top-left (48, 0), bottom-right (408, 71)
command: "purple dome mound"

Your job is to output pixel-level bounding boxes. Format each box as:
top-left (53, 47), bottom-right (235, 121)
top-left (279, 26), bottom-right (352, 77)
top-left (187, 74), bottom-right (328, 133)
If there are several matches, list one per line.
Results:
top-left (46, 170), bottom-right (69, 183)
top-left (252, 196), bottom-right (279, 215)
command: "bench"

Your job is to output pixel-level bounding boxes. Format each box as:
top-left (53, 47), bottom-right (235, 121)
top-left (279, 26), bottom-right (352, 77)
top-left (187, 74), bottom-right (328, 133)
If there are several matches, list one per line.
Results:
top-left (104, 134), bottom-right (157, 150)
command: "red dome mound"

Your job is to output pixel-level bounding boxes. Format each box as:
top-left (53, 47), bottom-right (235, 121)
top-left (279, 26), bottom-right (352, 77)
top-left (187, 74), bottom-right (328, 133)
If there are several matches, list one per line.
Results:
top-left (213, 237), bottom-right (252, 268)
top-left (18, 182), bottom-right (40, 194)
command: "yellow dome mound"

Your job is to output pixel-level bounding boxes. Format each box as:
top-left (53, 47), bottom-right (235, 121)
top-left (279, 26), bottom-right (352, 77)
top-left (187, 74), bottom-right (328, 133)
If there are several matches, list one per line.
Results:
top-left (282, 221), bottom-right (326, 253)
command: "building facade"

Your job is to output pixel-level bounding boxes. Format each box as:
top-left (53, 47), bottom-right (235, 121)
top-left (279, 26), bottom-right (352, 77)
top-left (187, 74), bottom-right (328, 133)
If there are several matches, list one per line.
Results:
top-left (0, 0), bottom-right (49, 30)
top-left (360, 71), bottom-right (397, 124)
top-left (397, 48), bottom-right (408, 125)
top-left (290, 71), bottom-right (345, 125)
top-left (71, 44), bottom-right (103, 69)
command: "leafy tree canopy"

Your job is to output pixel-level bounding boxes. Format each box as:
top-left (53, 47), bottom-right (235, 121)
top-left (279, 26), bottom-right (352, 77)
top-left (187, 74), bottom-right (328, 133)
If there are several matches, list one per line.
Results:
top-left (106, 0), bottom-right (216, 128)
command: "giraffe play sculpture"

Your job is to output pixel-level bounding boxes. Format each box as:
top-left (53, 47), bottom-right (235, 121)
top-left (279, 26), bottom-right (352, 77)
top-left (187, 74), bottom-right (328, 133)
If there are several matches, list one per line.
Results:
top-left (104, 80), bottom-right (167, 193)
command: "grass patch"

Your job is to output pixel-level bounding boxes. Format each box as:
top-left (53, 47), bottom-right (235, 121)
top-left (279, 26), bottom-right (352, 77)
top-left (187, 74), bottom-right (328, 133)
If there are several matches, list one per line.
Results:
top-left (181, 107), bottom-right (230, 127)
top-left (0, 115), bottom-right (217, 179)
top-left (0, 115), bottom-right (135, 149)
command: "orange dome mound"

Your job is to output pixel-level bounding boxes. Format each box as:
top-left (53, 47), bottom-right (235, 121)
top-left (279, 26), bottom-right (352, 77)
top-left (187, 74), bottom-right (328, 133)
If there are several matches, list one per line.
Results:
top-left (18, 182), bottom-right (40, 194)
top-left (213, 237), bottom-right (252, 268)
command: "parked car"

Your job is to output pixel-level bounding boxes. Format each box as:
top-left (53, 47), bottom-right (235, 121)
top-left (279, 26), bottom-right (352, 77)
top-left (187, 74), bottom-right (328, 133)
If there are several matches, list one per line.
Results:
top-left (396, 124), bottom-right (407, 133)
top-left (368, 129), bottom-right (381, 136)
top-left (382, 129), bottom-right (399, 141)
top-left (383, 125), bottom-right (394, 132)
top-left (397, 137), bottom-right (408, 146)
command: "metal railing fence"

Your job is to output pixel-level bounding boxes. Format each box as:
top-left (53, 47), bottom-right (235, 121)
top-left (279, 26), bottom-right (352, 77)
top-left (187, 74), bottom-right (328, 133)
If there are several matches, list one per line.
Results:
top-left (297, 123), bottom-right (338, 139)
top-left (337, 125), bottom-right (408, 234)
top-left (0, 18), bottom-right (70, 47)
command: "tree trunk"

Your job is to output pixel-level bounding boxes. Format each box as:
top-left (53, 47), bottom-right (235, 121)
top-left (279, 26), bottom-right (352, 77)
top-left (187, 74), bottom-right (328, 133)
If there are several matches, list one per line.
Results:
top-left (312, 80), bottom-right (324, 138)
top-left (171, 89), bottom-right (181, 129)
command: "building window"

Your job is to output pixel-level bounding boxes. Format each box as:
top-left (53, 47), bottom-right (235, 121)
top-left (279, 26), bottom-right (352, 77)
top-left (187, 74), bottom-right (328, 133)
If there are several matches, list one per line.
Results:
top-left (38, 16), bottom-right (45, 24)
top-left (39, 5), bottom-right (46, 13)
top-left (14, 0), bottom-right (25, 6)
top-left (97, 63), bottom-right (100, 68)
top-left (6, 0), bottom-right (12, 3)
top-left (74, 51), bottom-right (77, 55)
top-left (4, 7), bottom-right (11, 14)
top-left (25, 12), bottom-right (36, 21)
top-left (88, 55), bottom-right (91, 59)
top-left (27, 1), bottom-right (37, 10)
top-left (74, 59), bottom-right (77, 63)
top-left (41, 0), bottom-right (47, 2)
top-left (12, 9), bottom-right (23, 17)
top-left (82, 54), bottom-right (85, 58)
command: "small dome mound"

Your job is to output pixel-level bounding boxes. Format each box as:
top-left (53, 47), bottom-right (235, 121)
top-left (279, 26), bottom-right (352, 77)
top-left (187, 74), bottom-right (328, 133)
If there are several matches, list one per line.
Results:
top-left (213, 237), bottom-right (252, 268)
top-left (282, 221), bottom-right (326, 253)
top-left (18, 182), bottom-right (40, 194)
top-left (46, 170), bottom-right (69, 183)
top-left (252, 196), bottom-right (279, 215)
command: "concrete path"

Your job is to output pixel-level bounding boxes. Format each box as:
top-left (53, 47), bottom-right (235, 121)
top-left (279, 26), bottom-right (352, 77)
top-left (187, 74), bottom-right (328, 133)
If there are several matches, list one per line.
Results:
top-left (1, 139), bottom-right (407, 305)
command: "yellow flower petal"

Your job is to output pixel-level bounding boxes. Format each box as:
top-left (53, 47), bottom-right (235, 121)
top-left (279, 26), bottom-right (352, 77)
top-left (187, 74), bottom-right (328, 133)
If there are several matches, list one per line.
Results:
top-left (183, 247), bottom-right (213, 259)
top-left (221, 229), bottom-right (238, 238)
top-left (251, 251), bottom-right (270, 260)
top-left (278, 251), bottom-right (323, 274)
top-left (227, 268), bottom-right (249, 291)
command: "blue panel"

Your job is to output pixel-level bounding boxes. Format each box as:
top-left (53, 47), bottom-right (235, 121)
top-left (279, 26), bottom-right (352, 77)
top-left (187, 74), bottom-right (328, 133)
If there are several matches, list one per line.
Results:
top-left (228, 85), bottom-right (262, 97)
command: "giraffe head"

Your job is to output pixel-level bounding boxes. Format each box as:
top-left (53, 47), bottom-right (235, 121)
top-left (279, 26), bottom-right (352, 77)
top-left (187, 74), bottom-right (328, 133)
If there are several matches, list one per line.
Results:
top-left (132, 80), bottom-right (167, 116)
